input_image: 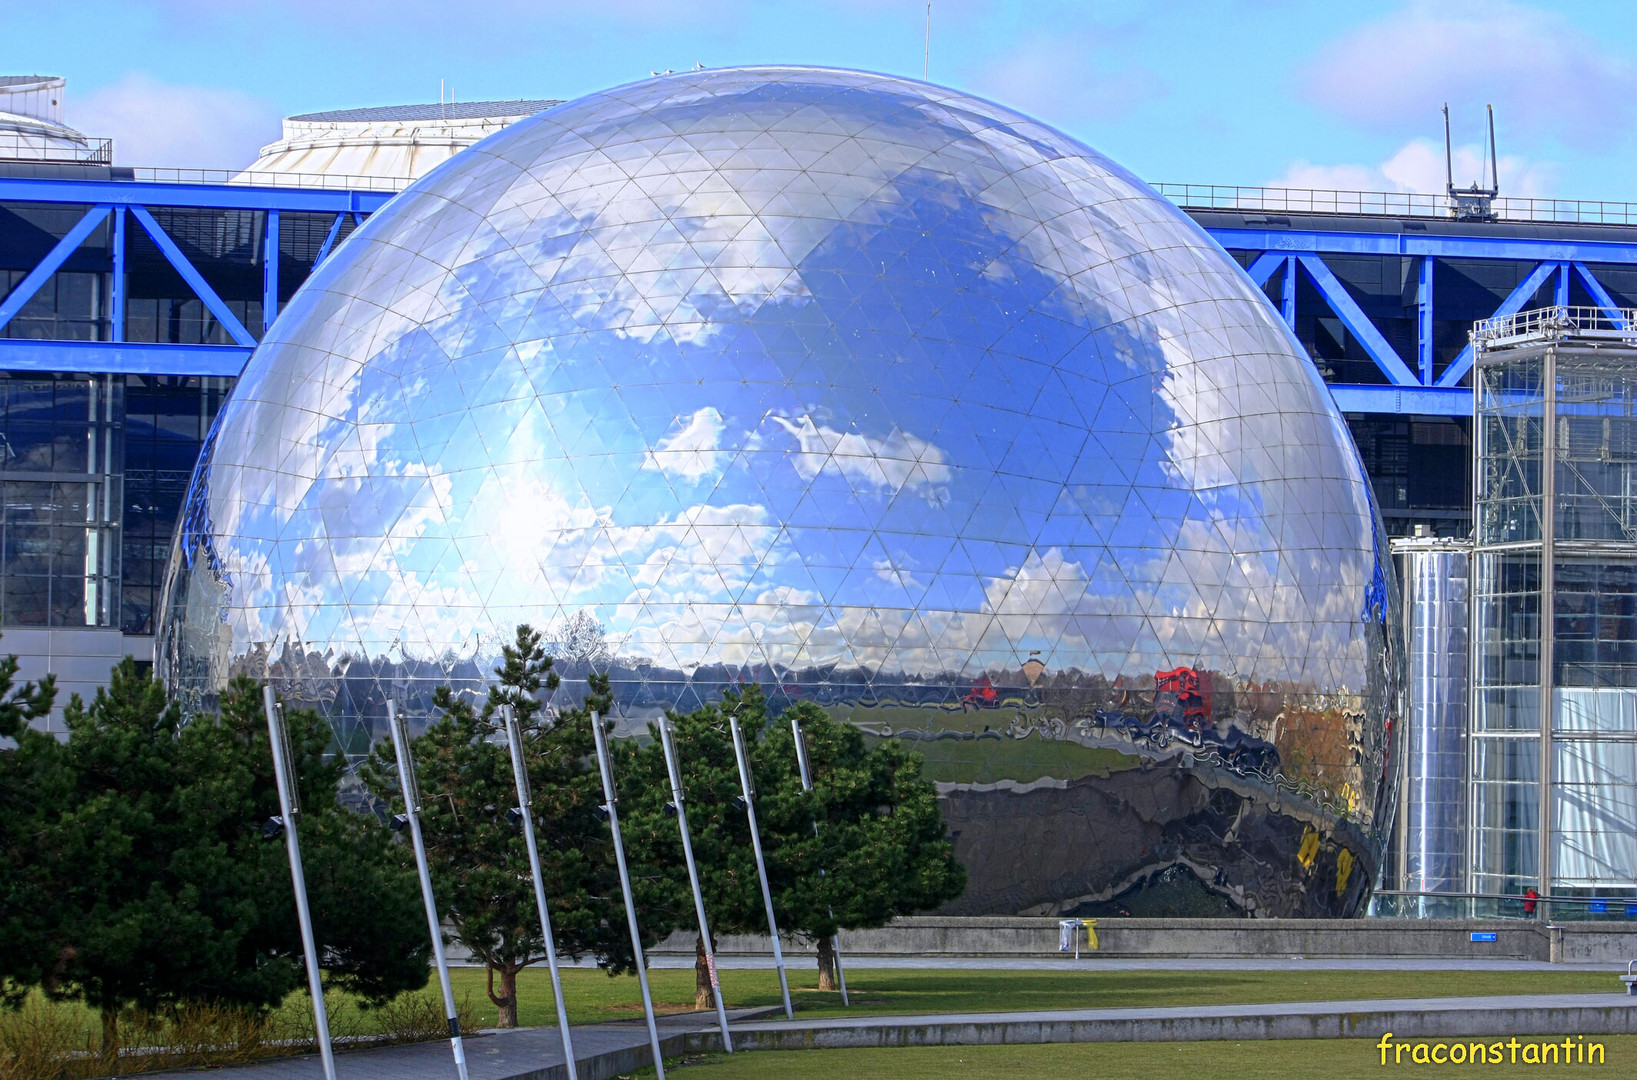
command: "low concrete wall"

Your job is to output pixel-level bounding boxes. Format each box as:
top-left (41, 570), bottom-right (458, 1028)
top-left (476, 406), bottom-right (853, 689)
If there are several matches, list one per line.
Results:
top-left (695, 997), bottom-right (1637, 1051)
top-left (649, 916), bottom-right (1637, 964)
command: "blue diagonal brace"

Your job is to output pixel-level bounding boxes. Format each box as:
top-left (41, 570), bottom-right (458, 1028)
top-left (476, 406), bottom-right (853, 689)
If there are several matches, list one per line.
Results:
top-left (0, 204), bottom-right (112, 334)
top-left (314, 212), bottom-right (347, 266)
top-left (1436, 260), bottom-right (1557, 387)
top-left (1296, 253), bottom-right (1419, 386)
top-left (1573, 262), bottom-right (1627, 329)
top-left (1244, 251), bottom-right (1285, 287)
top-left (129, 204), bottom-right (257, 347)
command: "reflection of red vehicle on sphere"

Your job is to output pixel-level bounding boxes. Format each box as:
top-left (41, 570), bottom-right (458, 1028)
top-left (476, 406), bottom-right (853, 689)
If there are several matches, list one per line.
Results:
top-left (1155, 666), bottom-right (1211, 743)
top-left (962, 675), bottom-right (999, 709)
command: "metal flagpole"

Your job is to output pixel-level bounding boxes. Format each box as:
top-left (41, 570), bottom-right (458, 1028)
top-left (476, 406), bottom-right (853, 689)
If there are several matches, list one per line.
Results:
top-left (790, 718), bottom-right (849, 1006)
top-left (387, 700), bottom-right (470, 1080)
top-left (728, 715), bottom-right (793, 1019)
top-left (500, 705), bottom-right (579, 1080)
top-left (589, 711), bottom-right (667, 1080)
top-left (262, 687), bottom-right (336, 1080)
top-left (657, 716), bottom-right (734, 1051)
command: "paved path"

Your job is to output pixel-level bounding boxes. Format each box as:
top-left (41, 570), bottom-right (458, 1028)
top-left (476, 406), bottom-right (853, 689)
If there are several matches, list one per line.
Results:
top-left (142, 1008), bottom-right (771, 1080)
top-left (142, 991), bottom-right (1637, 1080)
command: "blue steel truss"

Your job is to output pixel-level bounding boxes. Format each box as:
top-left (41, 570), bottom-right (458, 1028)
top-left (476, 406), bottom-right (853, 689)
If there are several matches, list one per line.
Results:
top-left (8, 174), bottom-right (1637, 416)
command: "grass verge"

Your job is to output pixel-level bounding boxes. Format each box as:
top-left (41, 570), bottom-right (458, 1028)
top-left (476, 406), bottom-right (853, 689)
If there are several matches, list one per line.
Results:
top-left (625, 1037), bottom-right (1637, 1079)
top-left (447, 964), bottom-right (1621, 1029)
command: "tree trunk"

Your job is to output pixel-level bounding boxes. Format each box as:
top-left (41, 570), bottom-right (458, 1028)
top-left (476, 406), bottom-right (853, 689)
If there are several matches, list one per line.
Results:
top-left (101, 1004), bottom-right (119, 1056)
top-left (694, 932), bottom-right (714, 1011)
top-left (487, 962), bottom-right (520, 1029)
top-left (816, 935), bottom-right (837, 992)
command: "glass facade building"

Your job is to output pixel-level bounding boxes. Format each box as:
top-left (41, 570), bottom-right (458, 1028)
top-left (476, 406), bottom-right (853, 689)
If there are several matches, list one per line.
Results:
top-left (1471, 306), bottom-right (1637, 901)
top-left (157, 67), bottom-right (1399, 917)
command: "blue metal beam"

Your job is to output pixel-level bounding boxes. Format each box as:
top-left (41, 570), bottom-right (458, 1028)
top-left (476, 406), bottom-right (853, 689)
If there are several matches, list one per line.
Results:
top-left (0, 204), bottom-right (112, 334)
top-left (129, 205), bottom-right (257, 348)
top-left (1297, 253), bottom-right (1419, 386)
top-left (1436, 260), bottom-right (1558, 388)
top-left (314, 212), bottom-right (347, 267)
top-left (1244, 251), bottom-right (1285, 286)
top-left (1418, 256), bottom-right (1434, 384)
top-left (1208, 227), bottom-right (1637, 264)
top-left (1329, 383), bottom-right (1471, 417)
top-left (0, 176), bottom-right (393, 214)
top-left (110, 206), bottom-right (126, 343)
top-left (263, 209), bottom-right (280, 333)
top-left (1280, 256), bottom-right (1296, 328)
top-left (1555, 261), bottom-right (1570, 308)
top-left (0, 338), bottom-right (250, 376)
top-left (1573, 262), bottom-right (1628, 329)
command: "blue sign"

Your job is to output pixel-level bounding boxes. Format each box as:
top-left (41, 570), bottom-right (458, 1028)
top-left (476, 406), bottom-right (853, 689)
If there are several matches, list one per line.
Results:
top-left (1471, 932), bottom-right (1498, 942)
top-left (1589, 901), bottom-right (1609, 914)
top-left (1626, 904), bottom-right (1637, 917)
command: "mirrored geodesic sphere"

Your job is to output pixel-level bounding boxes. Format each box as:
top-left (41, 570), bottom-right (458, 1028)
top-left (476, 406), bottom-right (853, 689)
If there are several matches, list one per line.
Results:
top-left (159, 66), bottom-right (1400, 918)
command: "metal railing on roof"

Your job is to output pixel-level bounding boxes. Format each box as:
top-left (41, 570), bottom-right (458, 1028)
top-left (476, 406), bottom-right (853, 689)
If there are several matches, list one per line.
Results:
top-left (1473, 305), bottom-right (1637, 348)
top-left (1152, 182), bottom-right (1637, 227)
top-left (126, 166), bottom-right (411, 193)
top-left (0, 133), bottom-right (112, 165)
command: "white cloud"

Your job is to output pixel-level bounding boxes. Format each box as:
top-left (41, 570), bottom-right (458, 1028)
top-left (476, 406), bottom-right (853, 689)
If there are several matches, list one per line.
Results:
top-left (1301, 1), bottom-right (1636, 150)
top-left (1268, 138), bottom-right (1560, 197)
top-left (769, 414), bottom-right (952, 497)
top-left (75, 73), bottom-right (281, 169)
top-left (642, 407), bottom-right (728, 481)
top-left (972, 32), bottom-right (1166, 132)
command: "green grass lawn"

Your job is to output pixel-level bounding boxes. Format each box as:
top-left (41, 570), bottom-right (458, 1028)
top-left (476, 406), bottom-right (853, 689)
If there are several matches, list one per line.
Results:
top-left (626, 1037), bottom-right (1637, 1079)
top-left (444, 965), bottom-right (1622, 1029)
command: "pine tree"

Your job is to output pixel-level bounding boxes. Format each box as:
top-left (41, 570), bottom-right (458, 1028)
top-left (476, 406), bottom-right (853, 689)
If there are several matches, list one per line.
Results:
top-left (0, 639), bottom-right (59, 1009)
top-left (361, 625), bottom-right (660, 1028)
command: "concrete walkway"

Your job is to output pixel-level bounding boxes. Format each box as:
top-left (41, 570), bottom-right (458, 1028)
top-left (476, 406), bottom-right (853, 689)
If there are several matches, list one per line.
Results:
top-left (141, 1008), bottom-right (772, 1080)
top-left (142, 992), bottom-right (1637, 1080)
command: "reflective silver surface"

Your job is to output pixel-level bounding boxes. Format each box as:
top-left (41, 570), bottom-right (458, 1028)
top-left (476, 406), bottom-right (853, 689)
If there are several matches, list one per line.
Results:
top-left (158, 67), bottom-right (1400, 917)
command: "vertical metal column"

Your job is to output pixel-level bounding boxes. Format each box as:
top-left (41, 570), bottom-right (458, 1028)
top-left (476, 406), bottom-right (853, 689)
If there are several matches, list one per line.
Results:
top-left (1280, 255), bottom-right (1297, 329)
top-left (589, 712), bottom-right (666, 1080)
top-left (790, 719), bottom-right (848, 1005)
top-left (263, 209), bottom-right (280, 333)
top-left (500, 705), bottom-right (578, 1080)
top-left (1554, 263), bottom-right (1570, 310)
top-left (261, 687), bottom-right (336, 1080)
top-left (110, 207), bottom-right (125, 343)
top-left (728, 715), bottom-right (793, 1020)
top-left (1538, 342), bottom-right (1557, 918)
top-left (1418, 256), bottom-right (1435, 385)
top-left (657, 717), bottom-right (734, 1050)
top-left (388, 701), bottom-right (470, 1080)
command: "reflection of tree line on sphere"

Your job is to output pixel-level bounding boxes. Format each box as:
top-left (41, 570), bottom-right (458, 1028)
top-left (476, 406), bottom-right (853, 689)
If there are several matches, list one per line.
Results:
top-left (0, 627), bottom-right (963, 1039)
top-left (355, 624), bottom-right (965, 1028)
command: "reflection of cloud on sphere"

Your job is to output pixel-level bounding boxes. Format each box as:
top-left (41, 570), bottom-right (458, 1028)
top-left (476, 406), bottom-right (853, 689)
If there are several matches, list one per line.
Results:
top-left (159, 66), bottom-right (1399, 918)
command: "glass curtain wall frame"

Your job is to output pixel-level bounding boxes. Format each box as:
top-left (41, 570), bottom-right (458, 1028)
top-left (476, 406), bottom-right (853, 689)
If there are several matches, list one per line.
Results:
top-left (0, 373), bottom-right (123, 628)
top-left (1471, 331), bottom-right (1637, 903)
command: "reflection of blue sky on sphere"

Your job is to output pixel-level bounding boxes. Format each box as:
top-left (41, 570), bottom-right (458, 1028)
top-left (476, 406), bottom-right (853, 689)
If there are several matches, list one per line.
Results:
top-left (160, 66), bottom-right (1387, 730)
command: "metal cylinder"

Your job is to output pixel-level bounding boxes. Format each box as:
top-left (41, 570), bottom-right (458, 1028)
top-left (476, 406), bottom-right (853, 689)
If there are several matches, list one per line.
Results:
top-left (1393, 535), bottom-right (1470, 901)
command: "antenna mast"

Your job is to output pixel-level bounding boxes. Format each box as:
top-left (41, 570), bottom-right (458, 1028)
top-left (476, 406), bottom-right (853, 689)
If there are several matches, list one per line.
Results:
top-left (1444, 103), bottom-right (1499, 222)
top-left (925, 3), bottom-right (931, 81)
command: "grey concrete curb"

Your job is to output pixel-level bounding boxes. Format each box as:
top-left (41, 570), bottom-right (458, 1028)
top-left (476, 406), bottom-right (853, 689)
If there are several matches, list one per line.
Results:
top-left (684, 994), bottom-right (1637, 1052)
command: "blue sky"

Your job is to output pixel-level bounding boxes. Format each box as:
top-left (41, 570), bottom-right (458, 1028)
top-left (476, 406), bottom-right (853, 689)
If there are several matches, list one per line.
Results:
top-left (8, 0), bottom-right (1637, 200)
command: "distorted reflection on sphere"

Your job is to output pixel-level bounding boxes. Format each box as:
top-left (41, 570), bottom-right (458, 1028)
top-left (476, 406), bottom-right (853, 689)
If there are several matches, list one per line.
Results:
top-left (159, 67), bottom-right (1401, 918)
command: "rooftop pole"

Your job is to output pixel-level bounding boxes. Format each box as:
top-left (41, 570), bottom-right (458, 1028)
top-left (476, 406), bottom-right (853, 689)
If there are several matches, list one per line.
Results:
top-left (261, 686), bottom-right (336, 1080)
top-left (500, 705), bottom-right (579, 1080)
top-left (590, 712), bottom-right (667, 1079)
top-left (388, 700), bottom-right (470, 1080)
top-left (658, 716), bottom-right (734, 1051)
top-left (729, 714), bottom-right (793, 1019)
